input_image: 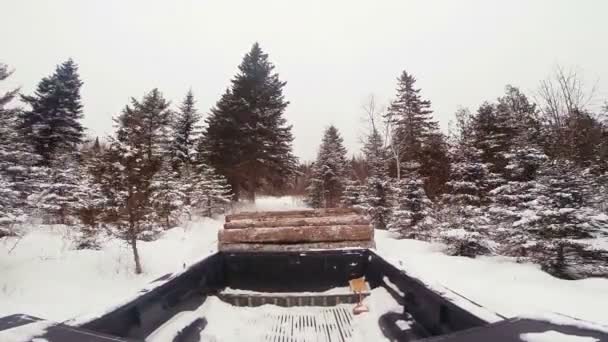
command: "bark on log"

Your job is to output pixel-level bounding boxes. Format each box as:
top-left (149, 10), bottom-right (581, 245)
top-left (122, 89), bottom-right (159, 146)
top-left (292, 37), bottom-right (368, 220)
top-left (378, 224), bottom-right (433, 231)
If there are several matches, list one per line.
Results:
top-left (219, 240), bottom-right (376, 252)
top-left (219, 225), bottom-right (373, 244)
top-left (224, 215), bottom-right (370, 229)
top-left (225, 208), bottom-right (361, 222)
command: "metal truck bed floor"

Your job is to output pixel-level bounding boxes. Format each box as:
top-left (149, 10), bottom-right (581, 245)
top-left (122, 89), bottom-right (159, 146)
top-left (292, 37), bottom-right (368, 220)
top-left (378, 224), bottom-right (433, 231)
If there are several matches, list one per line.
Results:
top-left (143, 294), bottom-right (396, 342)
top-left (228, 305), bottom-right (355, 342)
top-left (194, 298), bottom-right (363, 342)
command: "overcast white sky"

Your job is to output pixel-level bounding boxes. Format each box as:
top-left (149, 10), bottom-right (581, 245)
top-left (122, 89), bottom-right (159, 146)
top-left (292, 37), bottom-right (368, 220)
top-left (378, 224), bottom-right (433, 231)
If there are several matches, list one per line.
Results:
top-left (2, 0), bottom-right (608, 161)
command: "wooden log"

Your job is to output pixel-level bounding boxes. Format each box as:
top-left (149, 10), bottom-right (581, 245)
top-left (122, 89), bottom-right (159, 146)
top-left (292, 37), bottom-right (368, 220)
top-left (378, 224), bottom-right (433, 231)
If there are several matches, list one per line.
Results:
top-left (224, 215), bottom-right (370, 229)
top-left (219, 225), bottom-right (373, 244)
top-left (218, 240), bottom-right (376, 252)
top-left (225, 208), bottom-right (361, 222)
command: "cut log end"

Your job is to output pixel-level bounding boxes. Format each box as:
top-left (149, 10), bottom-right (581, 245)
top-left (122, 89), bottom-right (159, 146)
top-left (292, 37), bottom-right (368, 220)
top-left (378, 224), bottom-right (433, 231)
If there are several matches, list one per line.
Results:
top-left (220, 208), bottom-right (374, 252)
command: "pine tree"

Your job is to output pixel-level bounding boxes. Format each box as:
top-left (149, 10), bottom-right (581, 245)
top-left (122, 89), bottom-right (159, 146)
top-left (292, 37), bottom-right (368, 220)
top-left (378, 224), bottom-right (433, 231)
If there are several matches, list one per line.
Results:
top-left (485, 86), bottom-right (548, 256)
top-left (0, 175), bottom-right (19, 236)
top-left (0, 63), bottom-right (44, 232)
top-left (360, 128), bottom-right (392, 229)
top-left (385, 70), bottom-right (449, 198)
top-left (439, 144), bottom-right (493, 257)
top-left (20, 59), bottom-right (85, 165)
top-left (0, 63), bottom-right (19, 108)
top-left (386, 71), bottom-right (435, 163)
top-left (171, 90), bottom-right (201, 173)
top-left (150, 160), bottom-right (187, 228)
top-left (341, 179), bottom-right (365, 208)
top-left (201, 43), bottom-right (296, 200)
top-left (306, 126), bottom-right (348, 208)
top-left (189, 162), bottom-right (232, 217)
top-left (489, 146), bottom-right (545, 256)
top-left (73, 163), bottom-right (106, 249)
top-left (470, 102), bottom-right (507, 193)
top-left (0, 63), bottom-right (21, 233)
top-left (519, 161), bottom-right (606, 278)
top-left (32, 152), bottom-right (82, 224)
top-left (421, 132), bottom-right (451, 198)
top-left (388, 166), bottom-right (432, 239)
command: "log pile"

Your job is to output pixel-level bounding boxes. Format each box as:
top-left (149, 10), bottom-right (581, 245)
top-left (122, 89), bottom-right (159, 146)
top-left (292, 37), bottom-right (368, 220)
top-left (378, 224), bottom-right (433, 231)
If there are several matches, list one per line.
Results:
top-left (219, 208), bottom-right (375, 252)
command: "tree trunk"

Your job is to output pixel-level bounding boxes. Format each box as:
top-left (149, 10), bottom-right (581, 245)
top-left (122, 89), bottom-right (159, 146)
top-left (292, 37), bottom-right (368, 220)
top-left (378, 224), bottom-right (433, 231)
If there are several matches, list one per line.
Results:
top-left (248, 168), bottom-right (257, 202)
top-left (218, 225), bottom-right (373, 244)
top-left (231, 181), bottom-right (240, 202)
top-left (128, 217), bottom-right (142, 274)
top-left (131, 235), bottom-right (142, 274)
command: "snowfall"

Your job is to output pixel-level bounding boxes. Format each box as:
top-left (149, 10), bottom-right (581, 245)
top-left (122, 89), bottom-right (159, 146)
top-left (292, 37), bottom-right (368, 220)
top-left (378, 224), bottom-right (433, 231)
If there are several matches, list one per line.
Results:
top-left (1, 196), bottom-right (607, 339)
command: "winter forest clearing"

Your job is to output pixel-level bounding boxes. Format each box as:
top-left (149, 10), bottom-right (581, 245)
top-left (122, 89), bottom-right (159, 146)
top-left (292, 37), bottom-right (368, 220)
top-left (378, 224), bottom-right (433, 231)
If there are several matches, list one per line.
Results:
top-left (1, 197), bottom-right (607, 329)
top-left (2, 1), bottom-right (608, 340)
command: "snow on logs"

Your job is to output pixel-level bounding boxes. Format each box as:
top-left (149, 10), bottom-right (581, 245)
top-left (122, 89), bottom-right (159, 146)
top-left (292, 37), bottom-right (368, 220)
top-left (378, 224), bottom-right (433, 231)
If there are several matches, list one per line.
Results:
top-left (224, 208), bottom-right (361, 222)
top-left (219, 209), bottom-right (374, 252)
top-left (223, 215), bottom-right (369, 229)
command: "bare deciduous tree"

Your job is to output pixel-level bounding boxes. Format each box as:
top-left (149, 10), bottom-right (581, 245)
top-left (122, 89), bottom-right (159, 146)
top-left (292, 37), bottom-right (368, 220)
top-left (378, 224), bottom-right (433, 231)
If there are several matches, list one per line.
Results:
top-left (359, 94), bottom-right (406, 180)
top-left (536, 65), bottom-right (598, 130)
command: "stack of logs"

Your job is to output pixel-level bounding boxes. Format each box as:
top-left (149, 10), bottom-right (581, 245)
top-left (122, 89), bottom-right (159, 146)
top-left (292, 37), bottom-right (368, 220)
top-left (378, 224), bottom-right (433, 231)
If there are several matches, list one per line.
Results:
top-left (218, 208), bottom-right (375, 252)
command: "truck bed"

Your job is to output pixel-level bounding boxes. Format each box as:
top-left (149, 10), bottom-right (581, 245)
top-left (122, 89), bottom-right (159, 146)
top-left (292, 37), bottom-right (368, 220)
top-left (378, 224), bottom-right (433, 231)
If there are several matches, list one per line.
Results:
top-left (2, 249), bottom-right (608, 341)
top-left (147, 285), bottom-right (425, 342)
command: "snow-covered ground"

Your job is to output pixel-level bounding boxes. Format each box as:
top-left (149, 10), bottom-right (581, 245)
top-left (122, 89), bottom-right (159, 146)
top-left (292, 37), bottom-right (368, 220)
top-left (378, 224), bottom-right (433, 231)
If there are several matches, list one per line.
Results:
top-left (375, 230), bottom-right (608, 326)
top-left (0, 216), bottom-right (221, 322)
top-left (1, 195), bottom-right (607, 329)
top-left (0, 196), bottom-right (303, 322)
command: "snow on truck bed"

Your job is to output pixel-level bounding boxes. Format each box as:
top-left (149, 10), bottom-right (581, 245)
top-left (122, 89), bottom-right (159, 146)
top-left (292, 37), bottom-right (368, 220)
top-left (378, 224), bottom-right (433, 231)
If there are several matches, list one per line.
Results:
top-left (147, 287), bottom-right (403, 342)
top-left (0, 196), bottom-right (607, 329)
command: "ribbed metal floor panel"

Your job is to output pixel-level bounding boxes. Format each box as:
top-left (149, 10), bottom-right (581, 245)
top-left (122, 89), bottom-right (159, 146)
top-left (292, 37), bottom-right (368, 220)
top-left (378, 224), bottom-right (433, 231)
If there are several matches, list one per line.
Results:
top-left (201, 303), bottom-right (359, 342)
top-left (260, 306), bottom-right (355, 342)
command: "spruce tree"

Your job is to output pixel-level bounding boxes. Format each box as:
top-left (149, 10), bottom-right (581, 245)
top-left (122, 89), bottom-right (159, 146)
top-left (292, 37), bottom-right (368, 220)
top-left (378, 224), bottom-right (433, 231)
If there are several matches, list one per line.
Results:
top-left (189, 162), bottom-right (232, 217)
top-left (150, 160), bottom-right (187, 228)
top-left (171, 90), bottom-right (201, 173)
top-left (360, 127), bottom-right (392, 229)
top-left (0, 63), bottom-right (19, 108)
top-left (470, 102), bottom-right (507, 193)
top-left (385, 70), bottom-right (449, 198)
top-left (73, 162), bottom-right (106, 249)
top-left (386, 71), bottom-right (436, 163)
top-left (488, 87), bottom-right (548, 255)
top-left (201, 43), bottom-right (296, 200)
top-left (33, 152), bottom-right (82, 224)
top-left (388, 165), bottom-right (432, 239)
top-left (439, 144), bottom-right (493, 256)
top-left (520, 161), bottom-right (606, 278)
top-left (0, 63), bottom-right (44, 232)
top-left (20, 59), bottom-right (85, 165)
top-left (0, 63), bottom-right (21, 232)
top-left (341, 179), bottom-right (365, 208)
top-left (306, 126), bottom-right (348, 208)
top-left (0, 176), bottom-right (19, 236)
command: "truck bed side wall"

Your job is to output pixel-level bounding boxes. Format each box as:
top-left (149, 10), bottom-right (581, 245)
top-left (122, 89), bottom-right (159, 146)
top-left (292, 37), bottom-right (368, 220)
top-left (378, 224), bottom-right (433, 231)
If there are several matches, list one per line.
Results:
top-left (366, 251), bottom-right (489, 336)
top-left (80, 253), bottom-right (224, 339)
